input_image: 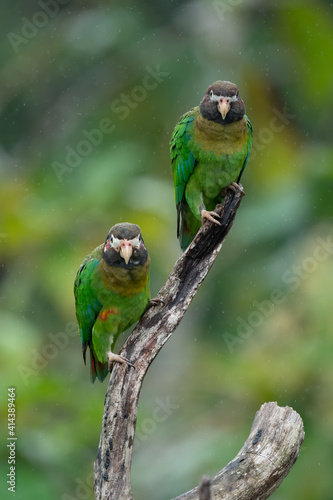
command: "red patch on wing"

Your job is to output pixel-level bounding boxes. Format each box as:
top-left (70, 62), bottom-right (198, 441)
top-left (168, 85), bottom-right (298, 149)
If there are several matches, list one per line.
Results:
top-left (99, 307), bottom-right (120, 321)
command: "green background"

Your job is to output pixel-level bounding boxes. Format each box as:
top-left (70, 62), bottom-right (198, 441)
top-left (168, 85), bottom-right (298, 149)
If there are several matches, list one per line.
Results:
top-left (1, 1), bottom-right (333, 499)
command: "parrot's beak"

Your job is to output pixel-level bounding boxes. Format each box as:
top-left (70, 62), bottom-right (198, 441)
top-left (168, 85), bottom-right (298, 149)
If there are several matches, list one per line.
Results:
top-left (119, 240), bottom-right (133, 265)
top-left (217, 98), bottom-right (231, 120)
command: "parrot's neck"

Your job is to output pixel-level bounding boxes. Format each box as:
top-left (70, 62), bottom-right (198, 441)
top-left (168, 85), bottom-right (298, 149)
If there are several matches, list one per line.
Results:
top-left (194, 114), bottom-right (248, 154)
top-left (100, 258), bottom-right (150, 297)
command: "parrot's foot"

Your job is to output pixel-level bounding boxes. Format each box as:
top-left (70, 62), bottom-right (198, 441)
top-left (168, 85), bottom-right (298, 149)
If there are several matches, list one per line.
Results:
top-left (107, 351), bottom-right (135, 372)
top-left (229, 182), bottom-right (245, 195)
top-left (148, 297), bottom-right (165, 307)
top-left (220, 182), bottom-right (245, 198)
top-left (201, 209), bottom-right (221, 226)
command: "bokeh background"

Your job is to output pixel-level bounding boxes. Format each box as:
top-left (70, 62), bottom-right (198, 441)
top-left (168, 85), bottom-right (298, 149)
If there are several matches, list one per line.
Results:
top-left (1, 0), bottom-right (333, 499)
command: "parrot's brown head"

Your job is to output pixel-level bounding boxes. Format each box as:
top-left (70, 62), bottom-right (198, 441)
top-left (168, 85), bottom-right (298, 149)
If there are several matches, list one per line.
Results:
top-left (199, 80), bottom-right (246, 125)
top-left (103, 223), bottom-right (149, 269)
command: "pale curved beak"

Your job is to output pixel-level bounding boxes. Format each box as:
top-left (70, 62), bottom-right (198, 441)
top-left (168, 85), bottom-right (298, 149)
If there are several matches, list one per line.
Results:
top-left (119, 240), bottom-right (133, 265)
top-left (218, 98), bottom-right (231, 120)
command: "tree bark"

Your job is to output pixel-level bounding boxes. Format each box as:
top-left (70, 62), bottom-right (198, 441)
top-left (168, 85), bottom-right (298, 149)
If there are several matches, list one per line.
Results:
top-left (173, 402), bottom-right (304, 500)
top-left (93, 187), bottom-right (304, 500)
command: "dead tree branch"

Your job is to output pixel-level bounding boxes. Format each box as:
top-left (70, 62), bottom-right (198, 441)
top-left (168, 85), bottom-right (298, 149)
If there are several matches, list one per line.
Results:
top-left (93, 188), bottom-right (304, 500)
top-left (173, 402), bottom-right (304, 500)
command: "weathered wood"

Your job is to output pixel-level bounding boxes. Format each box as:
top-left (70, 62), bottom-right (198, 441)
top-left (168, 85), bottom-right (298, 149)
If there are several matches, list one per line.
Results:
top-left (198, 475), bottom-right (214, 500)
top-left (93, 187), bottom-right (304, 500)
top-left (173, 402), bottom-right (304, 500)
top-left (94, 188), bottom-right (243, 500)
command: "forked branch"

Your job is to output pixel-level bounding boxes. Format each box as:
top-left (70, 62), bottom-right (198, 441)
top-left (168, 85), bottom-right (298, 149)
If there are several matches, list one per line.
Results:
top-left (93, 188), bottom-right (304, 499)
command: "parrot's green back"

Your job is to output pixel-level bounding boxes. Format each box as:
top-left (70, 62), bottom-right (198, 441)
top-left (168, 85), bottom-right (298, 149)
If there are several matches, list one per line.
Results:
top-left (170, 84), bottom-right (252, 250)
top-left (74, 243), bottom-right (150, 382)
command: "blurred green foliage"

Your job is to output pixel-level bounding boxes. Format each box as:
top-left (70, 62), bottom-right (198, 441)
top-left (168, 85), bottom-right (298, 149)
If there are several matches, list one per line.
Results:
top-left (1, 0), bottom-right (333, 499)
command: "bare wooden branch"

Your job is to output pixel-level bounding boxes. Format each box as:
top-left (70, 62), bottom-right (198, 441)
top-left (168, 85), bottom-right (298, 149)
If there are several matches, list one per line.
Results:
top-left (94, 188), bottom-right (243, 499)
top-left (172, 402), bottom-right (304, 500)
top-left (93, 188), bottom-right (304, 500)
top-left (198, 475), bottom-right (214, 500)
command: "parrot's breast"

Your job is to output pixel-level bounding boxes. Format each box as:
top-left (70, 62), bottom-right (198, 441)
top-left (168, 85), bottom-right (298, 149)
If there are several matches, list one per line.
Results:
top-left (99, 257), bottom-right (150, 297)
top-left (187, 115), bottom-right (250, 200)
top-left (193, 114), bottom-right (248, 156)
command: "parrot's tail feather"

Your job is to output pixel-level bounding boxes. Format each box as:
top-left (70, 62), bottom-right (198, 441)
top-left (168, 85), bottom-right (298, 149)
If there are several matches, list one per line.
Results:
top-left (89, 348), bottom-right (108, 384)
top-left (177, 203), bottom-right (182, 239)
top-left (178, 202), bottom-right (201, 251)
top-left (180, 231), bottom-right (193, 251)
top-left (89, 349), bottom-right (97, 383)
top-left (179, 213), bottom-right (192, 250)
top-left (82, 342), bottom-right (88, 365)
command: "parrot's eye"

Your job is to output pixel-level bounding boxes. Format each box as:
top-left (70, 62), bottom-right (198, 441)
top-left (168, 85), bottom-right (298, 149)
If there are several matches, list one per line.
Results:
top-left (131, 236), bottom-right (141, 248)
top-left (110, 236), bottom-right (121, 249)
top-left (209, 91), bottom-right (220, 103)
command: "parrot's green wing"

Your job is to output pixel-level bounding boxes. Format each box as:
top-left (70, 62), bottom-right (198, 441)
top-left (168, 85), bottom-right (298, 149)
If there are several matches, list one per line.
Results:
top-left (74, 253), bottom-right (106, 381)
top-left (237, 115), bottom-right (253, 183)
top-left (170, 108), bottom-right (198, 237)
top-left (74, 255), bottom-right (102, 353)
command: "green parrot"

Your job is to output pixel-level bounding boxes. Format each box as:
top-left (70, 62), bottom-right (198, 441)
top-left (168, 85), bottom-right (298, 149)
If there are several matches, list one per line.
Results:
top-left (170, 80), bottom-right (252, 250)
top-left (74, 223), bottom-right (150, 382)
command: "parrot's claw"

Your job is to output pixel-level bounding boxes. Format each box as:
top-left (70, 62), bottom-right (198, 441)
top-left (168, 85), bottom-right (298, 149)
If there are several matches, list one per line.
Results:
top-left (107, 351), bottom-right (135, 372)
top-left (229, 182), bottom-right (245, 195)
top-left (148, 297), bottom-right (165, 307)
top-left (201, 209), bottom-right (221, 226)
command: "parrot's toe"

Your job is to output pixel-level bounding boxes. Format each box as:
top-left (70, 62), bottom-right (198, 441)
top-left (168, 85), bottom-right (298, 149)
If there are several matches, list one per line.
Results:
top-left (201, 209), bottom-right (221, 226)
top-left (229, 182), bottom-right (245, 195)
top-left (107, 351), bottom-right (135, 372)
top-left (148, 297), bottom-right (165, 307)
